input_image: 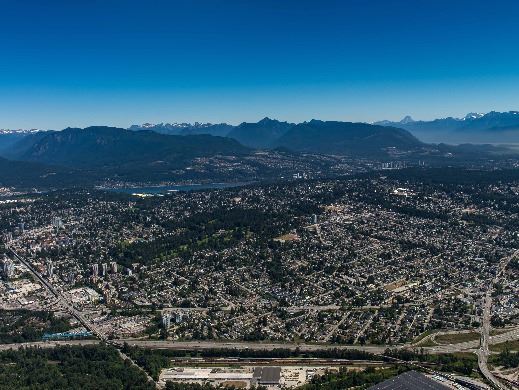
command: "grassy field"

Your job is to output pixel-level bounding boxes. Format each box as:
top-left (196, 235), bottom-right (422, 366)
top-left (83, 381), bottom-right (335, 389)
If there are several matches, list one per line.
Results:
top-left (418, 339), bottom-right (438, 347)
top-left (434, 332), bottom-right (480, 345)
top-left (411, 330), bottom-right (435, 344)
top-left (490, 328), bottom-right (514, 336)
top-left (490, 340), bottom-right (519, 353)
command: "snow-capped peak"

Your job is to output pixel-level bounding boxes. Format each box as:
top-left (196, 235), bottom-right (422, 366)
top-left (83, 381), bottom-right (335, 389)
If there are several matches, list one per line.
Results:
top-left (400, 115), bottom-right (415, 124)
top-left (0, 128), bottom-right (41, 134)
top-left (463, 112), bottom-right (484, 121)
top-left (131, 122), bottom-right (215, 130)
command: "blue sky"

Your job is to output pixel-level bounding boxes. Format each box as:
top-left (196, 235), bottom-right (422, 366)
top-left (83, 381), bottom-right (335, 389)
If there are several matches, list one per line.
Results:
top-left (1, 0), bottom-right (519, 129)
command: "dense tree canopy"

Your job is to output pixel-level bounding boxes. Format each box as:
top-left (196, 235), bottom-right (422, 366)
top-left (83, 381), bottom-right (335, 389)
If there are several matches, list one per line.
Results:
top-left (0, 345), bottom-right (155, 390)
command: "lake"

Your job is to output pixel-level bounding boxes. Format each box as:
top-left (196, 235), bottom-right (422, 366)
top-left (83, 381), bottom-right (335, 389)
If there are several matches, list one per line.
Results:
top-left (103, 182), bottom-right (249, 195)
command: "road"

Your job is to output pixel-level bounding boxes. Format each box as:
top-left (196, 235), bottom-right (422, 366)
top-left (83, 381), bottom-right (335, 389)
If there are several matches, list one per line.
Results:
top-left (1, 326), bottom-right (517, 355)
top-left (422, 326), bottom-right (519, 354)
top-left (322, 312), bottom-right (351, 342)
top-left (5, 245), bottom-right (519, 388)
top-left (477, 291), bottom-right (505, 390)
top-left (9, 249), bottom-right (106, 342)
top-left (8, 248), bottom-right (158, 387)
top-left (476, 249), bottom-right (518, 390)
top-left (113, 339), bottom-right (392, 354)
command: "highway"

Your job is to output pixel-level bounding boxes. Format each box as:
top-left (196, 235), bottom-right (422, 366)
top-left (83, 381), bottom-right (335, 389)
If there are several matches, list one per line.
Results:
top-left (476, 249), bottom-right (519, 390)
top-left (477, 291), bottom-right (505, 390)
top-left (423, 326), bottom-right (519, 354)
top-left (7, 248), bottom-right (158, 387)
top-left (6, 245), bottom-right (519, 389)
top-left (4, 328), bottom-right (516, 355)
top-left (9, 248), bottom-right (106, 342)
top-left (113, 339), bottom-right (392, 354)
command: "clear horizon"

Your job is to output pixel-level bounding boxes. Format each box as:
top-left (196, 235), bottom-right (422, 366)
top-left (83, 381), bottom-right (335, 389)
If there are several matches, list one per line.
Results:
top-left (4, 109), bottom-right (519, 131)
top-left (2, 0), bottom-right (519, 129)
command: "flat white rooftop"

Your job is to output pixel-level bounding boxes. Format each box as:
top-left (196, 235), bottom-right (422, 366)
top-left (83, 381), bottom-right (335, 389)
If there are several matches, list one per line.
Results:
top-left (161, 368), bottom-right (253, 381)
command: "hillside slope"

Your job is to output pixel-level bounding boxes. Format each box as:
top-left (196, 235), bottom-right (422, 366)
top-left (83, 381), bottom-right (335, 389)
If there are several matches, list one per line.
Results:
top-left (274, 120), bottom-right (422, 155)
top-left (11, 126), bottom-right (249, 168)
top-left (227, 118), bottom-right (294, 148)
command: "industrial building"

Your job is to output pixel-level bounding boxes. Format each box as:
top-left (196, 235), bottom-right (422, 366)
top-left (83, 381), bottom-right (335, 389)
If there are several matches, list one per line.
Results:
top-left (252, 367), bottom-right (282, 387)
top-left (368, 371), bottom-right (450, 390)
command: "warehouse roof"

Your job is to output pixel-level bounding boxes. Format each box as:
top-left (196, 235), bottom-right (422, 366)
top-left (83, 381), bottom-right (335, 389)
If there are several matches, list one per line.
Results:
top-left (368, 370), bottom-right (450, 390)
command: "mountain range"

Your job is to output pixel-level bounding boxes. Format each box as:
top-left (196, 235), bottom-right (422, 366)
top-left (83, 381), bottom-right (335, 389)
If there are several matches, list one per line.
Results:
top-left (130, 117), bottom-right (424, 152)
top-left (1, 121), bottom-right (425, 167)
top-left (0, 121), bottom-right (430, 188)
top-left (128, 110), bottom-right (519, 146)
top-left (0, 129), bottom-right (44, 154)
top-left (227, 117), bottom-right (295, 148)
top-left (0, 115), bottom-right (518, 189)
top-left (274, 120), bottom-right (421, 154)
top-left (375, 111), bottom-right (519, 144)
top-left (0, 126), bottom-right (252, 187)
top-left (4, 110), bottom-right (518, 151)
top-left (3, 126), bottom-right (248, 168)
top-left (128, 122), bottom-right (233, 137)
